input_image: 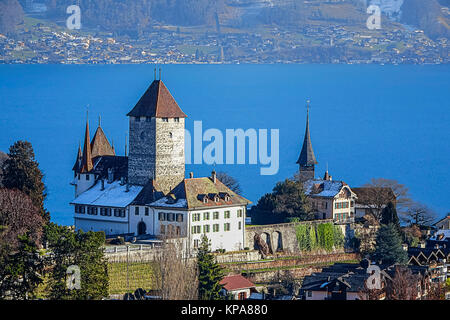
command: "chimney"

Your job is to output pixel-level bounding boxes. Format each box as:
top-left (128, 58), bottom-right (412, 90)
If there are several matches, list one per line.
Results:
top-left (189, 172), bottom-right (194, 179)
top-left (211, 170), bottom-right (216, 184)
top-left (107, 168), bottom-right (114, 184)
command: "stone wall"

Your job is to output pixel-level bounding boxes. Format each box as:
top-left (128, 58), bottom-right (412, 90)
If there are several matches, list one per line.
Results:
top-left (245, 219), bottom-right (340, 254)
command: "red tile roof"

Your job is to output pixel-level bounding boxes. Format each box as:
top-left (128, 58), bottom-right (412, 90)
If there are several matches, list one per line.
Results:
top-left (220, 275), bottom-right (255, 291)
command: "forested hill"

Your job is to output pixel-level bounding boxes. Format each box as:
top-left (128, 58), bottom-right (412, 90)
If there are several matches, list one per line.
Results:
top-left (45, 0), bottom-right (225, 34)
top-left (0, 0), bottom-right (24, 35)
top-left (3, 0), bottom-right (449, 40)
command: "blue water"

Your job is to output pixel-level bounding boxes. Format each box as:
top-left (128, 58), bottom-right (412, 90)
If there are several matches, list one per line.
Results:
top-left (0, 64), bottom-right (448, 225)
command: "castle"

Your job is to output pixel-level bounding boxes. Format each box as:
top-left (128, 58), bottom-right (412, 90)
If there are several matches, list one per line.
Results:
top-left (71, 78), bottom-right (251, 252)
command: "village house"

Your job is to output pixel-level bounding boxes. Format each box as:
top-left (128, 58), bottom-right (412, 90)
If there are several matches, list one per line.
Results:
top-left (219, 274), bottom-right (257, 300)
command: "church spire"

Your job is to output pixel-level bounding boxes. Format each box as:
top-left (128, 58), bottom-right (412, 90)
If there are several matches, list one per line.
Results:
top-left (296, 100), bottom-right (317, 181)
top-left (80, 113), bottom-right (93, 173)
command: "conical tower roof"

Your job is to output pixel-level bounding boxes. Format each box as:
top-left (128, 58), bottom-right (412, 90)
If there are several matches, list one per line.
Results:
top-left (127, 80), bottom-right (187, 118)
top-left (91, 124), bottom-right (115, 159)
top-left (296, 106), bottom-right (318, 166)
top-left (72, 143), bottom-right (82, 172)
top-left (80, 119), bottom-right (93, 173)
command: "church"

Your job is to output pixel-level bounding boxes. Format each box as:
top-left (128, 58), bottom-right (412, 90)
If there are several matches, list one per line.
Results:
top-left (296, 103), bottom-right (358, 225)
top-left (70, 78), bottom-right (251, 252)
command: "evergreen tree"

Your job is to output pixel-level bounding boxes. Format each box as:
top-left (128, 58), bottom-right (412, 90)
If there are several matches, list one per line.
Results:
top-left (45, 223), bottom-right (109, 300)
top-left (252, 178), bottom-right (313, 224)
top-left (380, 202), bottom-right (400, 227)
top-left (371, 223), bottom-right (408, 265)
top-left (2, 141), bottom-right (49, 222)
top-left (0, 234), bottom-right (45, 299)
top-left (197, 235), bottom-right (224, 300)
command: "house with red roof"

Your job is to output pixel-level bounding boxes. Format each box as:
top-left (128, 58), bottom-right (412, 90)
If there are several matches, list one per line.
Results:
top-left (220, 275), bottom-right (257, 300)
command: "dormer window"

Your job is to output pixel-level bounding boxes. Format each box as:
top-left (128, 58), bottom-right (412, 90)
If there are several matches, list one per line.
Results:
top-left (214, 195), bottom-right (220, 203)
top-left (203, 197), bottom-right (208, 204)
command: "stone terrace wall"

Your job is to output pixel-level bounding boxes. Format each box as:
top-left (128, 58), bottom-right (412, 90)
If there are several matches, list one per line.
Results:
top-left (245, 219), bottom-right (337, 254)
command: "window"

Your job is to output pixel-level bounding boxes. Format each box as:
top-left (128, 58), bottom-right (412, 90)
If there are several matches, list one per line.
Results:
top-left (203, 225), bottom-right (210, 233)
top-left (213, 212), bottom-right (219, 220)
top-left (114, 209), bottom-right (119, 217)
top-left (194, 239), bottom-right (199, 248)
top-left (224, 211), bottom-right (230, 219)
top-left (174, 117), bottom-right (180, 123)
top-left (145, 207), bottom-right (149, 216)
top-left (176, 214), bottom-right (183, 222)
top-left (168, 213), bottom-right (175, 222)
top-left (203, 212), bottom-right (210, 220)
top-left (162, 117), bottom-right (168, 122)
top-left (107, 208), bottom-right (111, 216)
top-left (86, 174), bottom-right (90, 181)
top-left (160, 225), bottom-right (165, 235)
top-left (237, 209), bottom-right (243, 218)
top-left (135, 207), bottom-right (140, 216)
top-left (135, 117), bottom-right (140, 122)
top-left (100, 208), bottom-right (106, 216)
top-left (176, 226), bottom-right (181, 236)
top-left (238, 221), bottom-right (242, 230)
top-left (191, 226), bottom-right (201, 234)
top-left (159, 212), bottom-right (166, 221)
top-left (192, 213), bottom-right (201, 222)
top-left (213, 224), bottom-right (219, 232)
top-left (224, 223), bottom-right (230, 231)
top-left (307, 291), bottom-right (312, 298)
top-left (169, 132), bottom-right (173, 139)
top-left (120, 209), bottom-right (126, 217)
top-left (146, 116), bottom-right (151, 122)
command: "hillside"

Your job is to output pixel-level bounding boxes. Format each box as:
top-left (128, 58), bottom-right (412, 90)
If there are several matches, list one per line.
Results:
top-left (401, 0), bottom-right (450, 39)
top-left (0, 0), bottom-right (24, 35)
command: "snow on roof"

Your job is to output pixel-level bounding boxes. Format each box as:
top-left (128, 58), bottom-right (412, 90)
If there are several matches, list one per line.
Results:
top-left (430, 230), bottom-right (450, 241)
top-left (71, 180), bottom-right (143, 208)
top-left (304, 179), bottom-right (345, 198)
top-left (149, 197), bottom-right (188, 208)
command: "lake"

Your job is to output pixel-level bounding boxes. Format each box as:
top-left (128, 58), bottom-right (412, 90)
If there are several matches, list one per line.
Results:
top-left (0, 64), bottom-right (448, 225)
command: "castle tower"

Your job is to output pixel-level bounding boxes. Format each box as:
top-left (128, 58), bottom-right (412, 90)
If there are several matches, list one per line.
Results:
top-left (296, 101), bottom-right (317, 181)
top-left (73, 116), bottom-right (96, 197)
top-left (127, 79), bottom-right (187, 194)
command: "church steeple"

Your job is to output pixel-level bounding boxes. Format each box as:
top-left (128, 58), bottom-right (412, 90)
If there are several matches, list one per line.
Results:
top-left (297, 101), bottom-right (317, 181)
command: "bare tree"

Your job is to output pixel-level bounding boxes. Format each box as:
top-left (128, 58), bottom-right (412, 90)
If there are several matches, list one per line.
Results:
top-left (0, 188), bottom-right (43, 253)
top-left (152, 239), bottom-right (198, 300)
top-left (386, 266), bottom-right (419, 300)
top-left (402, 202), bottom-right (437, 227)
top-left (357, 178), bottom-right (412, 220)
top-left (216, 172), bottom-right (242, 195)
